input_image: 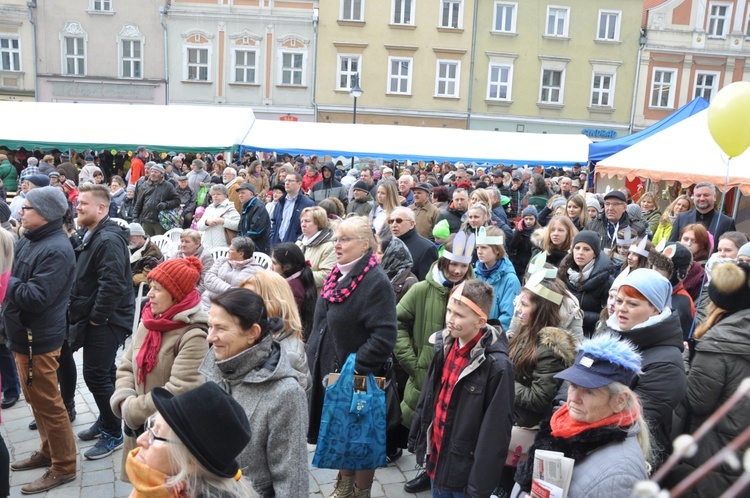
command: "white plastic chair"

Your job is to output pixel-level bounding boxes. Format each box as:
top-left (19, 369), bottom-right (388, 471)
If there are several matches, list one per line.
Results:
top-left (133, 281), bottom-right (148, 337)
top-left (210, 247), bottom-right (230, 261)
top-left (253, 252), bottom-right (272, 270)
top-left (164, 228), bottom-right (183, 255)
top-left (110, 217), bottom-right (129, 228)
top-left (151, 235), bottom-right (173, 258)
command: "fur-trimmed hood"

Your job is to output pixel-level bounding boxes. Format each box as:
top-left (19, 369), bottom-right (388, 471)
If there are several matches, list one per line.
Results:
top-left (538, 326), bottom-right (577, 366)
top-left (531, 227), bottom-right (546, 251)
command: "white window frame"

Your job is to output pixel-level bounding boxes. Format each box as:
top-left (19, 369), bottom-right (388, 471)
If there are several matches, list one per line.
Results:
top-left (439, 0), bottom-right (463, 29)
top-left (694, 70), bottom-right (721, 102)
top-left (336, 54), bottom-right (361, 91)
top-left (650, 68), bottom-right (677, 108)
top-left (184, 46), bottom-right (210, 82)
top-left (232, 48), bottom-right (258, 84)
top-left (0, 37), bottom-right (21, 72)
top-left (387, 56), bottom-right (412, 95)
top-left (539, 68), bottom-right (564, 104)
top-left (391, 0), bottom-right (415, 25)
top-left (707, 2), bottom-right (732, 38)
top-left (340, 0), bottom-right (365, 22)
top-left (596, 10), bottom-right (621, 41)
top-left (279, 50), bottom-right (306, 86)
top-left (91, 0), bottom-right (112, 11)
top-left (120, 39), bottom-right (142, 79)
top-left (435, 59), bottom-right (460, 98)
top-left (492, 2), bottom-right (517, 33)
top-left (63, 36), bottom-right (86, 76)
top-left (590, 72), bottom-right (615, 107)
top-left (746, 7), bottom-right (750, 39)
top-left (487, 63), bottom-right (513, 101)
top-left (546, 5), bottom-right (570, 37)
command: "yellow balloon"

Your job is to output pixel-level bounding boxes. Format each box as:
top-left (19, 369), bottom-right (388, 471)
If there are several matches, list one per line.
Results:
top-left (160, 152), bottom-right (167, 159)
top-left (707, 81), bottom-right (750, 158)
top-left (128, 151), bottom-right (133, 157)
top-left (110, 149), bottom-right (117, 155)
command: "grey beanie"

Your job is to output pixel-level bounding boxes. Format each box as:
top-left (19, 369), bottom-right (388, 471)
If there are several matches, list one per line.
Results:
top-left (150, 163), bottom-right (166, 174)
top-left (128, 222), bottom-right (146, 237)
top-left (26, 187), bottom-right (69, 222)
top-left (587, 197), bottom-right (602, 213)
top-left (626, 203), bottom-right (643, 221)
top-left (522, 205), bottom-right (538, 218)
top-left (621, 268), bottom-right (672, 313)
top-left (738, 241), bottom-right (750, 260)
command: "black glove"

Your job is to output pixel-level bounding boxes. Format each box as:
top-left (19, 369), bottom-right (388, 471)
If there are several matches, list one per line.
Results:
top-left (157, 202), bottom-right (166, 211)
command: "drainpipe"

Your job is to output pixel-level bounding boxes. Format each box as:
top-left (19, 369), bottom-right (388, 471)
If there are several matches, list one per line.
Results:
top-left (26, 0), bottom-right (37, 101)
top-left (160, 5), bottom-right (170, 104)
top-left (310, 7), bottom-right (319, 122)
top-left (628, 29), bottom-right (647, 134)
top-left (466, 0), bottom-right (479, 129)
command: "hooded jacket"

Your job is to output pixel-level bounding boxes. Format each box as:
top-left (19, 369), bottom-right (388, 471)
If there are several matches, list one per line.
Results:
top-left (201, 334), bottom-right (308, 498)
top-left (409, 325), bottom-right (515, 497)
top-left (310, 164), bottom-right (348, 206)
top-left (395, 262), bottom-right (453, 428)
top-left (559, 252), bottom-right (614, 337)
top-left (474, 257), bottom-right (520, 331)
top-left (669, 308), bottom-right (750, 496)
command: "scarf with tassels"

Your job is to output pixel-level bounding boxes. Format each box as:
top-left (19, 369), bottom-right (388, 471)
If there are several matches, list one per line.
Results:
top-left (126, 448), bottom-right (187, 498)
top-left (136, 290), bottom-right (202, 385)
top-left (321, 251), bottom-right (379, 303)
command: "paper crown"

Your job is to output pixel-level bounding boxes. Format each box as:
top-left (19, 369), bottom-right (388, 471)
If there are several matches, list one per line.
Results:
top-left (444, 231), bottom-right (476, 265)
top-left (629, 237), bottom-right (649, 258)
top-left (616, 226), bottom-right (636, 246)
top-left (451, 281), bottom-right (488, 320)
top-left (654, 239), bottom-right (667, 252)
top-left (475, 226), bottom-right (504, 246)
top-left (524, 268), bottom-right (564, 305)
top-left (527, 252), bottom-right (548, 275)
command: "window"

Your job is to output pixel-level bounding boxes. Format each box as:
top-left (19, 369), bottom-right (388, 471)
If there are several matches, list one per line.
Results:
top-left (341, 0), bottom-right (364, 21)
top-left (487, 63), bottom-right (512, 100)
top-left (707, 3), bottom-right (731, 37)
top-left (435, 60), bottom-right (460, 97)
top-left (121, 39), bottom-right (141, 78)
top-left (546, 6), bottom-right (569, 37)
top-left (540, 69), bottom-right (563, 103)
top-left (234, 49), bottom-right (257, 84)
top-left (746, 8), bottom-right (750, 38)
top-left (392, 0), bottom-right (414, 25)
top-left (694, 71), bottom-right (720, 102)
top-left (597, 10), bottom-right (620, 41)
top-left (281, 52), bottom-right (304, 85)
top-left (0, 38), bottom-right (20, 72)
top-left (187, 48), bottom-right (209, 81)
top-left (590, 73), bottom-right (614, 107)
top-left (64, 37), bottom-right (85, 76)
top-left (440, 1), bottom-right (463, 29)
top-left (493, 2), bottom-right (517, 33)
top-left (92, 0), bottom-right (112, 11)
top-left (337, 55), bottom-right (360, 91)
top-left (650, 68), bottom-right (677, 108)
top-left (387, 57), bottom-right (412, 94)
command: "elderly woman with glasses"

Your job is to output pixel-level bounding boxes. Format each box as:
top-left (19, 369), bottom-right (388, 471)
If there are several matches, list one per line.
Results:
top-left (197, 184), bottom-right (240, 250)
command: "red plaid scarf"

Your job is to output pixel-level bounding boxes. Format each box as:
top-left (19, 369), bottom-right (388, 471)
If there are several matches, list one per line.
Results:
top-left (321, 252), bottom-right (379, 303)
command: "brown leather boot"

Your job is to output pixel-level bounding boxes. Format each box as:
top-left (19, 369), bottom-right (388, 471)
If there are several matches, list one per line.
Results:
top-left (10, 451), bottom-right (52, 471)
top-left (20, 468), bottom-right (76, 494)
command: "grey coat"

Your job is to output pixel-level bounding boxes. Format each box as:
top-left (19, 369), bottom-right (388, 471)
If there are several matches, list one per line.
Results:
top-left (200, 334), bottom-right (308, 498)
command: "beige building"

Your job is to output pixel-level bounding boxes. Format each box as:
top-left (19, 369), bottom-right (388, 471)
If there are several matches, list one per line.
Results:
top-left (634, 0), bottom-right (750, 129)
top-left (315, 0), bottom-right (475, 128)
top-left (33, 0), bottom-right (166, 104)
top-left (164, 0), bottom-right (318, 121)
top-left (0, 0), bottom-right (36, 101)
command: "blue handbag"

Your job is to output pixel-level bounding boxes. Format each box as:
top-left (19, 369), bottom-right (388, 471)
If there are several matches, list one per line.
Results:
top-left (312, 353), bottom-right (388, 470)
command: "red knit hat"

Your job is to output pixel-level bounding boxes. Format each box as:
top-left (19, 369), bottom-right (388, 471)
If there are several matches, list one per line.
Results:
top-left (147, 257), bottom-right (203, 302)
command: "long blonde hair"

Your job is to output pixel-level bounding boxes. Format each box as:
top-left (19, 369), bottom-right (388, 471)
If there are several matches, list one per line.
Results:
top-left (659, 195), bottom-right (693, 227)
top-left (378, 179), bottom-right (400, 214)
top-left (241, 270), bottom-right (304, 342)
top-left (606, 382), bottom-right (653, 467)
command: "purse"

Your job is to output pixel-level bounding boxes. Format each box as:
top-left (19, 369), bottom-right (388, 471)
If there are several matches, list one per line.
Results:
top-left (224, 227), bottom-right (238, 245)
top-left (312, 353), bottom-right (387, 470)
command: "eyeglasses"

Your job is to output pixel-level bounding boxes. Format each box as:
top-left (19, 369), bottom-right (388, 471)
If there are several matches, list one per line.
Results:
top-left (332, 236), bottom-right (362, 244)
top-left (145, 416), bottom-right (176, 446)
top-left (20, 206), bottom-right (35, 211)
top-left (388, 218), bottom-right (405, 224)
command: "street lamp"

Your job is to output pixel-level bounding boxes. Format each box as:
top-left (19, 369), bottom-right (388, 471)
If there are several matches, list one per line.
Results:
top-left (349, 73), bottom-right (363, 124)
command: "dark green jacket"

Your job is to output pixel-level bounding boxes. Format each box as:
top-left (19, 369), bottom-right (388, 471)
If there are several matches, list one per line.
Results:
top-left (0, 160), bottom-right (18, 192)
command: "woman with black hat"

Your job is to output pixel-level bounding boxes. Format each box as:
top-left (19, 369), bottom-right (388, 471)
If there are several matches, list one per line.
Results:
top-left (126, 381), bottom-right (258, 497)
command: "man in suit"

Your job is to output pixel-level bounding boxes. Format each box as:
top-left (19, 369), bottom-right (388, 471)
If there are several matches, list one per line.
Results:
top-left (668, 182), bottom-right (735, 251)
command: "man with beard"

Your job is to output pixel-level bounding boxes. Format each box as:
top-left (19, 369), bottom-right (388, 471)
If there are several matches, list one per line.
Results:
top-left (127, 222), bottom-right (164, 291)
top-left (347, 181), bottom-right (375, 217)
top-left (668, 182), bottom-right (735, 251)
top-left (436, 188), bottom-right (469, 234)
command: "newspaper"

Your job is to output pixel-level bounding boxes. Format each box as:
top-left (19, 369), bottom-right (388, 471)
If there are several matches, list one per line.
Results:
top-left (529, 450), bottom-right (574, 498)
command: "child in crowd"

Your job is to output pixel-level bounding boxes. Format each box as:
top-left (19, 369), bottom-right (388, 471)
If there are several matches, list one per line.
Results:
top-left (409, 279), bottom-right (514, 497)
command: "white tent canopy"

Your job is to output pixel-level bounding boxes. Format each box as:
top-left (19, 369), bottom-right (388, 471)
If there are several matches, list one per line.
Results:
top-left (0, 102), bottom-right (255, 154)
top-left (596, 110), bottom-right (750, 195)
top-left (242, 120), bottom-right (591, 167)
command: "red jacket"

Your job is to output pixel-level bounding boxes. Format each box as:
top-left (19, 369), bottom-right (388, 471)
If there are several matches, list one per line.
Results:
top-left (301, 171), bottom-right (322, 194)
top-left (129, 157), bottom-right (145, 185)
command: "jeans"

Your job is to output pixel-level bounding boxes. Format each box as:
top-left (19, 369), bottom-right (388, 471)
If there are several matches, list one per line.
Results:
top-left (57, 340), bottom-right (76, 406)
top-left (82, 323), bottom-right (123, 436)
top-left (0, 344), bottom-right (20, 399)
top-left (14, 349), bottom-right (77, 473)
top-left (431, 480), bottom-right (470, 498)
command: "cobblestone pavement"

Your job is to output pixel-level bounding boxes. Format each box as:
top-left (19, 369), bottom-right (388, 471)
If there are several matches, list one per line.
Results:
top-left (3, 346), bottom-right (432, 497)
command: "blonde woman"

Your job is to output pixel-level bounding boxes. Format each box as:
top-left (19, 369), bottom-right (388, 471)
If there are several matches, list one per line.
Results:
top-left (296, 206), bottom-right (335, 293)
top-left (369, 180), bottom-right (400, 238)
top-left (653, 195), bottom-right (693, 246)
top-left (638, 192), bottom-right (662, 234)
top-left (241, 271), bottom-right (312, 395)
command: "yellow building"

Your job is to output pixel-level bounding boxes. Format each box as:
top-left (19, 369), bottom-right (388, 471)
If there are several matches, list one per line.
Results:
top-left (0, 0), bottom-right (36, 101)
top-left (315, 0), bottom-right (476, 128)
top-left (470, 0), bottom-right (644, 138)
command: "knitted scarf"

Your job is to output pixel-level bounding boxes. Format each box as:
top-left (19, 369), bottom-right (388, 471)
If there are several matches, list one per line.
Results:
top-left (136, 290), bottom-right (201, 385)
top-left (550, 403), bottom-right (639, 439)
top-left (322, 251), bottom-right (379, 303)
top-left (126, 448), bottom-right (187, 498)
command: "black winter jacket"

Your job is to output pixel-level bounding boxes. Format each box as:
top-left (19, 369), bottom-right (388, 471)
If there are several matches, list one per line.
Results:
top-left (133, 178), bottom-right (180, 224)
top-left (508, 226), bottom-right (535, 279)
top-left (238, 197), bottom-right (270, 254)
top-left (69, 217), bottom-right (135, 351)
top-left (436, 207), bottom-right (464, 234)
top-left (558, 252), bottom-right (614, 337)
top-left (176, 185), bottom-right (197, 216)
top-left (585, 212), bottom-right (647, 253)
top-left (409, 326), bottom-right (515, 498)
top-left (4, 220), bottom-right (75, 355)
top-left (398, 228), bottom-right (438, 282)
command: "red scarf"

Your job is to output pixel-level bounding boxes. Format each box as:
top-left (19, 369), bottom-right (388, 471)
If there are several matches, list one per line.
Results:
top-left (136, 290), bottom-right (202, 385)
top-left (321, 252), bottom-right (379, 303)
top-left (550, 402), bottom-right (640, 439)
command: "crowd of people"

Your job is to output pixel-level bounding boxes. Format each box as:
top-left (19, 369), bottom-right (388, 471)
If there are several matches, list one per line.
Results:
top-left (0, 146), bottom-right (746, 498)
